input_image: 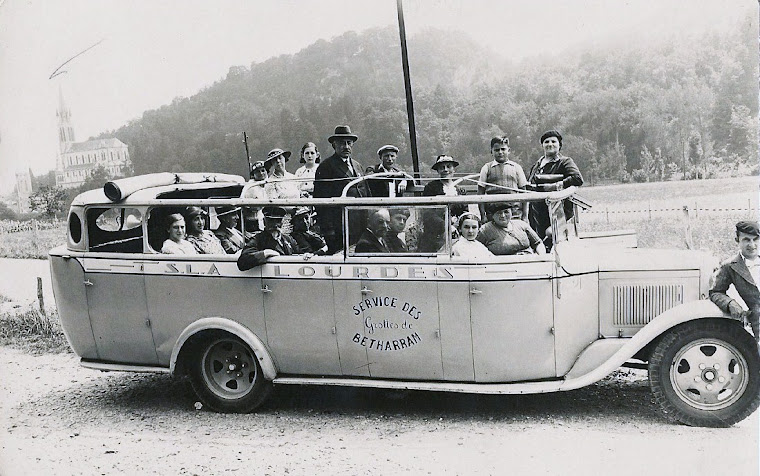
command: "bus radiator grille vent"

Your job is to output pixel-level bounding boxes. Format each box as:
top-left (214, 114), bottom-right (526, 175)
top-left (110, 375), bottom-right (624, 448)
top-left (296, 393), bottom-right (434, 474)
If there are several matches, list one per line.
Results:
top-left (612, 284), bottom-right (684, 327)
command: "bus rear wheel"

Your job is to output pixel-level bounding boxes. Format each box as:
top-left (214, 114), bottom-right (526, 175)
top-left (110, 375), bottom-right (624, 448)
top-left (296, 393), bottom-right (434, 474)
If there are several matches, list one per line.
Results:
top-left (649, 320), bottom-right (760, 427)
top-left (188, 334), bottom-right (272, 413)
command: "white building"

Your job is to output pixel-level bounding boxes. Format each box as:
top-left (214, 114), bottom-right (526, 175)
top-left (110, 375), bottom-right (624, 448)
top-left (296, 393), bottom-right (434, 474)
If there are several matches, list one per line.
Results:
top-left (14, 170), bottom-right (32, 213)
top-left (55, 88), bottom-right (131, 189)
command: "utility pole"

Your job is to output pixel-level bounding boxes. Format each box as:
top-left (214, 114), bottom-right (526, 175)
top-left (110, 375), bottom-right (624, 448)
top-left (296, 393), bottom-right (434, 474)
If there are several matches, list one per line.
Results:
top-left (396, 0), bottom-right (420, 183)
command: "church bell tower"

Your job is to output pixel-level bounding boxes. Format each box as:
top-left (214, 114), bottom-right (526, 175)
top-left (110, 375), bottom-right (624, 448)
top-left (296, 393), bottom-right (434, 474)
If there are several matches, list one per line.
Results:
top-left (56, 86), bottom-right (75, 154)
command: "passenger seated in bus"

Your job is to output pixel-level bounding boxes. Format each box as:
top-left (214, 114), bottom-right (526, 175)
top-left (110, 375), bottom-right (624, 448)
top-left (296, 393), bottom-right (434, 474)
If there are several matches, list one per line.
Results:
top-left (161, 213), bottom-right (198, 254)
top-left (243, 206), bottom-right (263, 240)
top-left (237, 206), bottom-right (302, 270)
top-left (214, 206), bottom-right (245, 253)
top-left (386, 207), bottom-right (410, 252)
top-left (418, 213), bottom-right (447, 253)
top-left (355, 208), bottom-right (391, 253)
top-left (241, 161), bottom-right (269, 199)
top-left (290, 207), bottom-right (327, 255)
top-left (184, 207), bottom-right (226, 254)
top-left (477, 203), bottom-right (545, 256)
top-left (452, 212), bottom-right (493, 259)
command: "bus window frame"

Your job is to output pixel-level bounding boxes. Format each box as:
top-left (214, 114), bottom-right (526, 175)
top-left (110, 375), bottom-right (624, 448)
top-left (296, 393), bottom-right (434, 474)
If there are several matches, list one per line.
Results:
top-left (344, 204), bottom-right (450, 258)
top-left (84, 205), bottom-right (146, 254)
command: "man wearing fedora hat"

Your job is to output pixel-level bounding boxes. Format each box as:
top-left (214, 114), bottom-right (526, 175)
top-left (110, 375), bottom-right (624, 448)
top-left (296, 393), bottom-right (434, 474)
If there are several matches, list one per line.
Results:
top-left (237, 206), bottom-right (302, 270)
top-left (313, 125), bottom-right (370, 253)
top-left (366, 144), bottom-right (409, 197)
top-left (213, 205), bottom-right (245, 253)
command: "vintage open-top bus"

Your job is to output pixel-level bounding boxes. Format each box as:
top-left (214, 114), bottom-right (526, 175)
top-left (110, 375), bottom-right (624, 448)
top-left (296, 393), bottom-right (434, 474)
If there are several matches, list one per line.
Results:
top-left (49, 172), bottom-right (759, 427)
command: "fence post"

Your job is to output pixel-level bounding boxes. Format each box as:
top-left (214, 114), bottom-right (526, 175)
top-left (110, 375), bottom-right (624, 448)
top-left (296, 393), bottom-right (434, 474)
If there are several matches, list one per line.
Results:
top-left (695, 201), bottom-right (698, 219)
top-left (648, 200), bottom-right (652, 221)
top-left (33, 219), bottom-right (39, 254)
top-left (606, 207), bottom-right (609, 224)
top-left (683, 205), bottom-right (694, 250)
top-left (37, 277), bottom-right (46, 316)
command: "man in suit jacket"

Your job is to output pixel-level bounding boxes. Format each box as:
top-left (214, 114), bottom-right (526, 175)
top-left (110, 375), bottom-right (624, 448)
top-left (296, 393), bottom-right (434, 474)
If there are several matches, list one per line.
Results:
top-left (237, 206), bottom-right (302, 270)
top-left (710, 220), bottom-right (760, 342)
top-left (313, 125), bottom-right (369, 253)
top-left (355, 208), bottom-right (391, 254)
top-left (366, 144), bottom-right (408, 197)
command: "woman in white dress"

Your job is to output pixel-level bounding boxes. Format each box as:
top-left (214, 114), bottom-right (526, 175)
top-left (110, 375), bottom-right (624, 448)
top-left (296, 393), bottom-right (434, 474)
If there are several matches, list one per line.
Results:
top-left (451, 212), bottom-right (493, 259)
top-left (161, 213), bottom-right (198, 254)
top-left (294, 142), bottom-right (320, 196)
top-left (263, 148), bottom-right (301, 200)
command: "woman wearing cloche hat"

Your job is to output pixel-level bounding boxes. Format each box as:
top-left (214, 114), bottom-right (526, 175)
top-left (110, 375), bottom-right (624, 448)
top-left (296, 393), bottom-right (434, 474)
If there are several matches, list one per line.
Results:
top-left (184, 206), bottom-right (226, 254)
top-left (263, 148), bottom-right (302, 201)
top-left (422, 155), bottom-right (467, 217)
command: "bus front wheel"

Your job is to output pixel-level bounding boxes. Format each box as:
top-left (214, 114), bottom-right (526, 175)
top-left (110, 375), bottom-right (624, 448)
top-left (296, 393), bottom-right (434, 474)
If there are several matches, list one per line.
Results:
top-left (648, 320), bottom-right (760, 427)
top-left (188, 334), bottom-right (272, 413)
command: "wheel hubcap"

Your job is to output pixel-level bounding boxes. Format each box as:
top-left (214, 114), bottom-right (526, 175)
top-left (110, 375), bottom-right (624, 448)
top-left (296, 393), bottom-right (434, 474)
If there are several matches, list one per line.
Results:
top-left (201, 339), bottom-right (257, 400)
top-left (670, 338), bottom-right (749, 410)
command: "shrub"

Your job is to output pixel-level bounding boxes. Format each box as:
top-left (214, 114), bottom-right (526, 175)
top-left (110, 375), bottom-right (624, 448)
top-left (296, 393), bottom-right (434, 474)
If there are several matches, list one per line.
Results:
top-left (631, 169), bottom-right (648, 183)
top-left (619, 170), bottom-right (631, 183)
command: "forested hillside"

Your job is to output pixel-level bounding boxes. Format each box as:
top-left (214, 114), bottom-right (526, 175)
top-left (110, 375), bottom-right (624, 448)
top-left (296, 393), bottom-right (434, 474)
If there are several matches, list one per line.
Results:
top-left (100, 17), bottom-right (758, 183)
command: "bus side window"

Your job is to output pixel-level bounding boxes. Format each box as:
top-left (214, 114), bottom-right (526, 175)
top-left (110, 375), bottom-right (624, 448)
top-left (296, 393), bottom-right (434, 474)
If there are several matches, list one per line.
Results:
top-left (146, 207), bottom-right (184, 253)
top-left (86, 207), bottom-right (144, 253)
top-left (347, 206), bottom-right (447, 256)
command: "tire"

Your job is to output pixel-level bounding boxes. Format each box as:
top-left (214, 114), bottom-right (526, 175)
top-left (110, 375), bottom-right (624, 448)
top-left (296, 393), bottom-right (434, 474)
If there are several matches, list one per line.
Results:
top-left (188, 334), bottom-right (272, 413)
top-left (649, 320), bottom-right (760, 427)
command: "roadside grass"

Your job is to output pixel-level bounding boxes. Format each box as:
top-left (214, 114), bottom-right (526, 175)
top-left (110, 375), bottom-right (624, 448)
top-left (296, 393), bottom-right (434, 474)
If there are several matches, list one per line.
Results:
top-left (578, 212), bottom-right (746, 260)
top-left (0, 224), bottom-right (66, 259)
top-left (0, 305), bottom-right (70, 354)
top-left (577, 176), bottom-right (758, 259)
top-left (579, 175), bottom-right (758, 209)
top-left (0, 291), bottom-right (69, 353)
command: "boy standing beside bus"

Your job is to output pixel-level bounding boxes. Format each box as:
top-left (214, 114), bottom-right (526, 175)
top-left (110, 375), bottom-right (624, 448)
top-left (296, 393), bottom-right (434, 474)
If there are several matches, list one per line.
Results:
top-left (710, 220), bottom-right (760, 343)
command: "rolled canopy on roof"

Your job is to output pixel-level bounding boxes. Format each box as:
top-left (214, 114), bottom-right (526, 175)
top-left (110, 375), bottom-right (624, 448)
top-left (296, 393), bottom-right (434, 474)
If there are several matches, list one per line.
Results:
top-left (103, 172), bottom-right (245, 202)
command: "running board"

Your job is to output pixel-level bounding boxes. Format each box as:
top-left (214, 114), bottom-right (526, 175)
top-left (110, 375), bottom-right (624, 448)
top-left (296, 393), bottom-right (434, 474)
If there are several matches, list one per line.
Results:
top-left (81, 360), bottom-right (170, 374)
top-left (272, 376), bottom-right (567, 395)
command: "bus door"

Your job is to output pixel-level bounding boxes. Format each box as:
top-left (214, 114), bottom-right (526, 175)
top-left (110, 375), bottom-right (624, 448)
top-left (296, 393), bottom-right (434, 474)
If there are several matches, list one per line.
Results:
top-left (353, 269), bottom-right (444, 380)
top-left (260, 260), bottom-right (342, 376)
top-left (83, 207), bottom-right (157, 365)
top-left (468, 257), bottom-right (556, 382)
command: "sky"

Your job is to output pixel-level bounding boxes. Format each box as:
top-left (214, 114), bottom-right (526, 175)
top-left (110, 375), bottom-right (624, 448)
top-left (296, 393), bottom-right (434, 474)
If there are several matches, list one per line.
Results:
top-left (0, 0), bottom-right (755, 192)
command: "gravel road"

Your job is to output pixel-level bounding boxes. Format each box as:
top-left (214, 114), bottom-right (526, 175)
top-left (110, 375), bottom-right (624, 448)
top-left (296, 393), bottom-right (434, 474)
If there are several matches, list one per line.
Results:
top-left (0, 347), bottom-right (757, 476)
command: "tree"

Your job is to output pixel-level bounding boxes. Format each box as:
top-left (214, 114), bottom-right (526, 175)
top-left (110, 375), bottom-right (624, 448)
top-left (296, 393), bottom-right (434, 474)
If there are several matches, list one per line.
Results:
top-left (0, 201), bottom-right (18, 220)
top-left (29, 186), bottom-right (67, 218)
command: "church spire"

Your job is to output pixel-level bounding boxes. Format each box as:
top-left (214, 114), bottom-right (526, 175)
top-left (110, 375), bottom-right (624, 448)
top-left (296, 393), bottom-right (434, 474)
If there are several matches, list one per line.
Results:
top-left (56, 85), bottom-right (75, 153)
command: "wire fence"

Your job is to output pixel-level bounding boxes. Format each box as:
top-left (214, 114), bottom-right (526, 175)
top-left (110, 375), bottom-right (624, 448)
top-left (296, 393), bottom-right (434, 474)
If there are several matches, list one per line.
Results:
top-left (581, 201), bottom-right (757, 223)
top-left (0, 219), bottom-right (61, 234)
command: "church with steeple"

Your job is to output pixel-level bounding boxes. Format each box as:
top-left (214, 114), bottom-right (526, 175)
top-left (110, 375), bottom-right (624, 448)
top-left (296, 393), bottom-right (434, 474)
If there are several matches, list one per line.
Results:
top-left (55, 87), bottom-right (131, 189)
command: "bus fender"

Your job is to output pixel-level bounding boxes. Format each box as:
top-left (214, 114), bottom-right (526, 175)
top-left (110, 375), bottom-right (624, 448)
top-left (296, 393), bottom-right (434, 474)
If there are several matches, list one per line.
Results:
top-left (169, 317), bottom-right (277, 380)
top-left (562, 300), bottom-right (729, 389)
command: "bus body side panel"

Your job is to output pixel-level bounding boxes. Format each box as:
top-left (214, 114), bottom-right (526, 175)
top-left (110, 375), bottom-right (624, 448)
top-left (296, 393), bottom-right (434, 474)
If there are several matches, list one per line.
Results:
top-left (262, 274), bottom-right (341, 376)
top-left (84, 269), bottom-right (157, 364)
top-left (469, 261), bottom-right (556, 382)
top-left (50, 255), bottom-right (98, 359)
top-left (437, 280), bottom-right (475, 381)
top-left (553, 273), bottom-right (599, 376)
top-left (144, 261), bottom-right (266, 366)
top-left (357, 278), bottom-right (444, 380)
